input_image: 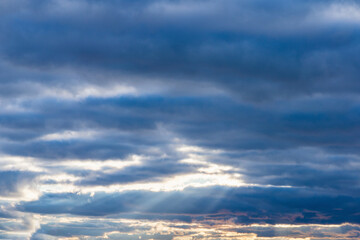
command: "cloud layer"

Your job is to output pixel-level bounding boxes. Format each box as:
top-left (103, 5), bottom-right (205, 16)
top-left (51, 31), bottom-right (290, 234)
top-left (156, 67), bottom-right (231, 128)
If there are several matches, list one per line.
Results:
top-left (0, 0), bottom-right (359, 239)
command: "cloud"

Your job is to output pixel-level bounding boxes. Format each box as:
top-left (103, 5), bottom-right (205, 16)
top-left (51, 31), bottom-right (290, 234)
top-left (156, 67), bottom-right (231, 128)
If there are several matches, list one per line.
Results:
top-left (77, 158), bottom-right (195, 186)
top-left (16, 186), bottom-right (360, 225)
top-left (0, 95), bottom-right (359, 192)
top-left (0, 0), bottom-right (359, 239)
top-left (31, 218), bottom-right (360, 239)
top-left (0, 171), bottom-right (39, 199)
top-left (0, 0), bottom-right (360, 101)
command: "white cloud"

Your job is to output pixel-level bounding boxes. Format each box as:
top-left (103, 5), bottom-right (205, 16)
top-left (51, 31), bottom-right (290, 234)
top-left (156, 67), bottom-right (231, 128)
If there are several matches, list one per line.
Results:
top-left (317, 3), bottom-right (360, 24)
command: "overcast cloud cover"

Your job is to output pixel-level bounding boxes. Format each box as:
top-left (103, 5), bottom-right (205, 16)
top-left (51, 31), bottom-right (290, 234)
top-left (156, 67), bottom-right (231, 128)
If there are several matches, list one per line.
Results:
top-left (0, 0), bottom-right (360, 239)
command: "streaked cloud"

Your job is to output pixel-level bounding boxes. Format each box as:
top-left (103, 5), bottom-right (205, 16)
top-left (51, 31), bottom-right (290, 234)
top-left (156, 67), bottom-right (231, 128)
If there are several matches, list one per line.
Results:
top-left (0, 0), bottom-right (359, 239)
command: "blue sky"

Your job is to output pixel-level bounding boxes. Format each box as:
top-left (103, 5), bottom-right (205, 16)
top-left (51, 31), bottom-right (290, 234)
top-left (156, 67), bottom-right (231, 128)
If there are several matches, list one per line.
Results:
top-left (0, 0), bottom-right (360, 239)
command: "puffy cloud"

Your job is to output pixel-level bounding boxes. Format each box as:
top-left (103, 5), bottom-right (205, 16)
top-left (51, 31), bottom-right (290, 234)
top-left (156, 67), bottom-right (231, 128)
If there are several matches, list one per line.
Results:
top-left (0, 171), bottom-right (39, 199)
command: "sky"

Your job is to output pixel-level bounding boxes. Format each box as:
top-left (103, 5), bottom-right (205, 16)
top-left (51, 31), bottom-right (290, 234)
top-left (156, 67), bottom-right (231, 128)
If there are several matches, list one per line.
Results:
top-left (0, 0), bottom-right (360, 239)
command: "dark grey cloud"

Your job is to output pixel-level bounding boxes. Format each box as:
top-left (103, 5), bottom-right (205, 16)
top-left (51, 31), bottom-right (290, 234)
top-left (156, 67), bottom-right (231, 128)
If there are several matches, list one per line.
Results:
top-left (17, 186), bottom-right (360, 224)
top-left (32, 220), bottom-right (136, 238)
top-left (1, 95), bottom-right (359, 191)
top-left (0, 0), bottom-right (360, 100)
top-left (0, 95), bottom-right (359, 163)
top-left (0, 0), bottom-right (359, 238)
top-left (2, 96), bottom-right (360, 152)
top-left (77, 158), bottom-right (195, 185)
